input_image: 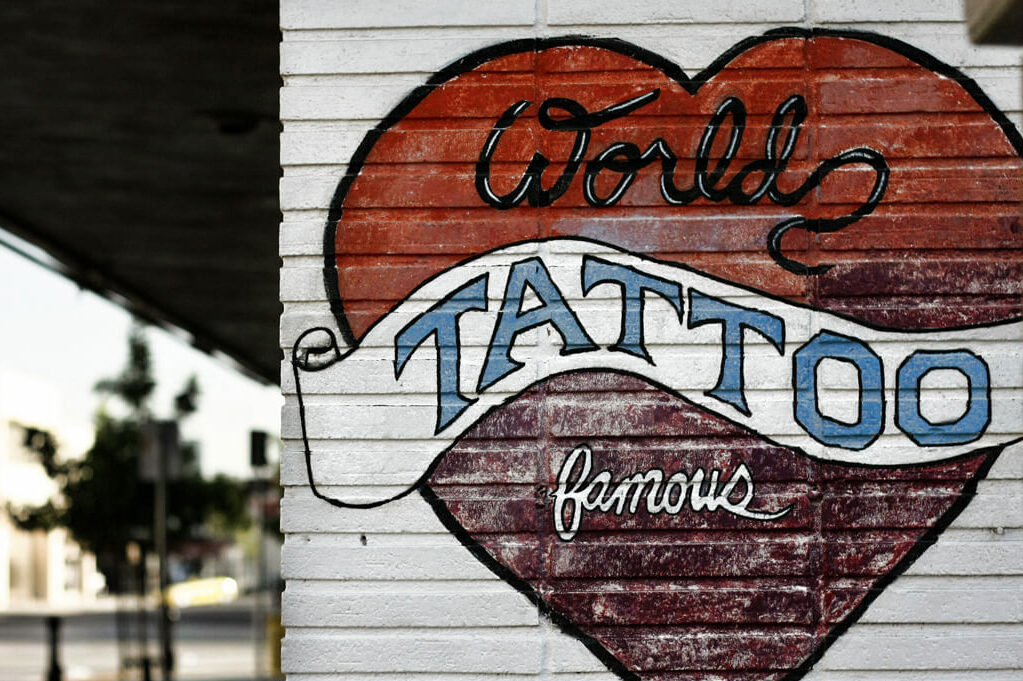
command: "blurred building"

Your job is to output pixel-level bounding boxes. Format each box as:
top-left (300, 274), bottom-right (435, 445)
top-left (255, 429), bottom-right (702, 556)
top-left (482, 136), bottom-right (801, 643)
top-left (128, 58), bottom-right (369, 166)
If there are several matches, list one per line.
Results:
top-left (0, 369), bottom-right (103, 610)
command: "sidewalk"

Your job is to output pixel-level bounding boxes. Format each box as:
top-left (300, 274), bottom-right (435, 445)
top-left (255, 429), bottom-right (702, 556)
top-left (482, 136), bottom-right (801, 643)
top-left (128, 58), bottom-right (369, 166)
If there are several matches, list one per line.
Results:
top-left (0, 599), bottom-right (268, 681)
top-left (0, 594), bottom-right (120, 618)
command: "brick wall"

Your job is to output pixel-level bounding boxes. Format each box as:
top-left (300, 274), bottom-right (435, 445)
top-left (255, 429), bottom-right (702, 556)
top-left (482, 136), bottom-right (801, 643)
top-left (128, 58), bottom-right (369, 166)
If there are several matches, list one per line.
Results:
top-left (280, 2), bottom-right (1023, 679)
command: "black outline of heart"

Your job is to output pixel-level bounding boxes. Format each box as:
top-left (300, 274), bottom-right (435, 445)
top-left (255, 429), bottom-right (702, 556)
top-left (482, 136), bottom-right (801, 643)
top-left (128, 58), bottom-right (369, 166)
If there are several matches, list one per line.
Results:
top-left (296, 26), bottom-right (1023, 681)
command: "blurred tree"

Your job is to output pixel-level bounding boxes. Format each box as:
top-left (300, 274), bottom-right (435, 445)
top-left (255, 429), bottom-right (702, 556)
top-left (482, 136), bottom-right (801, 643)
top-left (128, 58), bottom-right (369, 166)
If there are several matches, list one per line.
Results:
top-left (7, 324), bottom-right (249, 592)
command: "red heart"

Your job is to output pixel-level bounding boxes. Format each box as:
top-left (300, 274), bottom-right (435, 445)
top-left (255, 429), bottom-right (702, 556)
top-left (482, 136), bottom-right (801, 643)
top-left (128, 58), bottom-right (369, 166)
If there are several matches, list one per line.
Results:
top-left (320, 29), bottom-right (1022, 681)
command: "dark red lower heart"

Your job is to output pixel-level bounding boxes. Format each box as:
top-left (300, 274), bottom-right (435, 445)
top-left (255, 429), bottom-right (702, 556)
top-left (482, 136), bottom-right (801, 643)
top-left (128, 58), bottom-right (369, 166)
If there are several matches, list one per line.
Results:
top-left (424, 370), bottom-right (997, 681)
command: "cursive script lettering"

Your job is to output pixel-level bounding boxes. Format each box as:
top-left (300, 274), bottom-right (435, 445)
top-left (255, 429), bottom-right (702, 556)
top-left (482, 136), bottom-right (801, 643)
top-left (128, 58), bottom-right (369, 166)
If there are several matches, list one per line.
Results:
top-left (475, 91), bottom-right (889, 276)
top-left (551, 444), bottom-right (794, 541)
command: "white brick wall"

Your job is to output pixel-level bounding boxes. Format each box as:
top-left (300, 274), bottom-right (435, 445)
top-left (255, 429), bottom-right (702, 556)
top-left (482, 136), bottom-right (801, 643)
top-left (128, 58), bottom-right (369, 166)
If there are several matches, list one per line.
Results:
top-left (280, 1), bottom-right (1023, 679)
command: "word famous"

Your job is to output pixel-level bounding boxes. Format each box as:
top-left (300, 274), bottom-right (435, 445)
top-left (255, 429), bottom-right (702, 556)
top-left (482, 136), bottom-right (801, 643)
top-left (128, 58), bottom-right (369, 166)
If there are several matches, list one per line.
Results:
top-left (551, 444), bottom-right (792, 541)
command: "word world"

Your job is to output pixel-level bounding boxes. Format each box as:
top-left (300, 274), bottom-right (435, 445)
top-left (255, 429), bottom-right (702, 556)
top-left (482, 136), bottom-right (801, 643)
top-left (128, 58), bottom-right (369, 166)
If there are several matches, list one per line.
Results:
top-left (475, 91), bottom-right (889, 275)
top-left (551, 444), bottom-right (793, 541)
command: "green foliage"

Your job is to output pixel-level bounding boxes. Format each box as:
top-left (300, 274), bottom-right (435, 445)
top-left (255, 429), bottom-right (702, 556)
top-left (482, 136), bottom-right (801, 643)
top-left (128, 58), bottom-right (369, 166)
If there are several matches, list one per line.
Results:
top-left (8, 324), bottom-right (250, 592)
top-left (95, 326), bottom-right (156, 414)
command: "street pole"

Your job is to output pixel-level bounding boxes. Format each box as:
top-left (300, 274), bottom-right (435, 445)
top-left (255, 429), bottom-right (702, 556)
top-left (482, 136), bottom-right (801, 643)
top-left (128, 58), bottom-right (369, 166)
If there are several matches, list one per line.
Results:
top-left (156, 426), bottom-right (173, 681)
top-left (255, 477), bottom-right (266, 681)
top-left (251, 430), bottom-right (268, 681)
top-left (45, 616), bottom-right (62, 681)
top-left (131, 543), bottom-right (152, 681)
top-left (144, 420), bottom-right (178, 681)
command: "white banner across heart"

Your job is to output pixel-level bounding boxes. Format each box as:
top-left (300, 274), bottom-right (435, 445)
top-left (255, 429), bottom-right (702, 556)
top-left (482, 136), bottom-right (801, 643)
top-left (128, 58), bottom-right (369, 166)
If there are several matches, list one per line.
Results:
top-left (292, 238), bottom-right (1023, 507)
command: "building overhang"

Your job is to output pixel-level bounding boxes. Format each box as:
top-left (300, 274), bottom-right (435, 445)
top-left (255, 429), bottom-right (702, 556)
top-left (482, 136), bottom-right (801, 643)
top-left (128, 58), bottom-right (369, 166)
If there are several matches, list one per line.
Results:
top-left (0, 1), bottom-right (281, 383)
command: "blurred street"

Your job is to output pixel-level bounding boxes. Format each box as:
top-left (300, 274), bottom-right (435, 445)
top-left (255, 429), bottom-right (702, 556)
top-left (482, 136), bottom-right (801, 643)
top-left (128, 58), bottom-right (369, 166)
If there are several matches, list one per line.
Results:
top-left (0, 596), bottom-right (262, 681)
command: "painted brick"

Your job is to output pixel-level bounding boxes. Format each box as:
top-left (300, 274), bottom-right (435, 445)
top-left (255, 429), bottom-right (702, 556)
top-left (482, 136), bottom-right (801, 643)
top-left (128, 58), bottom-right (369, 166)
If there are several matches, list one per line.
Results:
top-left (856, 576), bottom-right (1023, 623)
top-left (280, 131), bottom-right (366, 166)
top-left (279, 174), bottom-right (337, 211)
top-left (546, 0), bottom-right (805, 25)
top-left (282, 538), bottom-right (502, 581)
top-left (282, 581), bottom-right (539, 627)
top-left (280, 3), bottom-right (1023, 680)
top-left (904, 536), bottom-right (1023, 575)
top-left (811, 0), bottom-right (965, 23)
top-left (808, 673), bottom-right (1023, 680)
top-left (281, 629), bottom-right (544, 673)
top-left (281, 36), bottom-right (526, 77)
top-left (809, 22), bottom-right (1023, 68)
top-left (279, 220), bottom-right (327, 257)
top-left (281, 85), bottom-right (420, 121)
top-left (279, 267), bottom-right (326, 302)
top-left (281, 0), bottom-right (536, 30)
top-left (818, 625), bottom-right (1023, 669)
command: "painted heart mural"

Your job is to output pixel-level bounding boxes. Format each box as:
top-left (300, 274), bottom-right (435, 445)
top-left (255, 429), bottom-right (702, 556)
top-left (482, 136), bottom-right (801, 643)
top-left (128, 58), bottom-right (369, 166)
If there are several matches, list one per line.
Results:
top-left (291, 28), bottom-right (1023, 681)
